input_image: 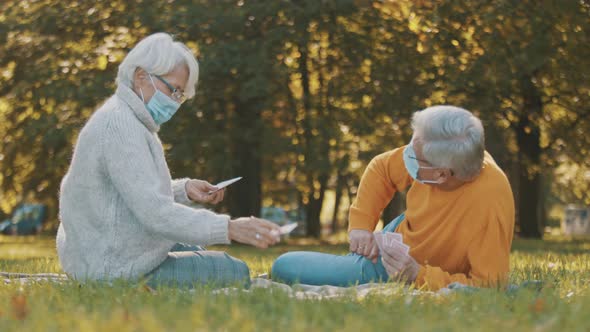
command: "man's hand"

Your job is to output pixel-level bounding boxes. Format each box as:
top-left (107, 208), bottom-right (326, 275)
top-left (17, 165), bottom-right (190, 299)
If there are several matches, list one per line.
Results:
top-left (349, 229), bottom-right (379, 263)
top-left (381, 244), bottom-right (420, 283)
top-left (186, 179), bottom-right (225, 204)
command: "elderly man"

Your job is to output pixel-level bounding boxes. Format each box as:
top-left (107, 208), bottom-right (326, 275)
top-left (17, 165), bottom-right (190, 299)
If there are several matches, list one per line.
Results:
top-left (272, 105), bottom-right (515, 290)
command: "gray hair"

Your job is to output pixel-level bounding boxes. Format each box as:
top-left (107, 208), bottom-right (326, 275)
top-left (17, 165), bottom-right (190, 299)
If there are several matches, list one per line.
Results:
top-left (411, 105), bottom-right (485, 180)
top-left (117, 33), bottom-right (199, 99)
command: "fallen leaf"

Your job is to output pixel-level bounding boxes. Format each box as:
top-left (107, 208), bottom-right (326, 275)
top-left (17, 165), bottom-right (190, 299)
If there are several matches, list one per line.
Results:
top-left (11, 294), bottom-right (28, 320)
top-left (143, 284), bottom-right (158, 295)
top-left (529, 298), bottom-right (546, 313)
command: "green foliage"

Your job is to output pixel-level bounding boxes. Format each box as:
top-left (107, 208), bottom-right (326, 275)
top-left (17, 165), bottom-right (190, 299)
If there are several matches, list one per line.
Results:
top-left (0, 0), bottom-right (588, 237)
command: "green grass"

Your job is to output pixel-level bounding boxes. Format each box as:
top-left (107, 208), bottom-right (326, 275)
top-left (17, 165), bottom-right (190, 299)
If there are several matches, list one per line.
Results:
top-left (1, 234), bottom-right (590, 331)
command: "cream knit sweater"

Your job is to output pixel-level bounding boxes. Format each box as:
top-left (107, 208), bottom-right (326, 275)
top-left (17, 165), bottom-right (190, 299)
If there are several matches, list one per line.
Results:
top-left (56, 84), bottom-right (230, 281)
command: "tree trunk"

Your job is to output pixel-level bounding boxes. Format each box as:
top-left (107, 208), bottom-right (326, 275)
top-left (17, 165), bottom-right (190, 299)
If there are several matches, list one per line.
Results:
top-left (229, 101), bottom-right (262, 218)
top-left (306, 173), bottom-right (328, 237)
top-left (515, 75), bottom-right (543, 238)
top-left (331, 171), bottom-right (345, 233)
top-left (297, 34), bottom-right (325, 237)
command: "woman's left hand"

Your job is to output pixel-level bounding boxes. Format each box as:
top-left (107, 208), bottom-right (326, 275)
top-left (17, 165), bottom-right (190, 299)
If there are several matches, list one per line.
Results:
top-left (186, 179), bottom-right (225, 204)
top-left (381, 245), bottom-right (421, 284)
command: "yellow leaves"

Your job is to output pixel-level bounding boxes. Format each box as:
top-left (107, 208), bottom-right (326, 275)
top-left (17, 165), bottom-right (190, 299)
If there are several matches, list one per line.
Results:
top-left (408, 13), bottom-right (421, 33)
top-left (416, 42), bottom-right (426, 54)
top-left (11, 294), bottom-right (28, 320)
top-left (185, 41), bottom-right (200, 56)
top-left (1, 61), bottom-right (16, 80)
top-left (97, 55), bottom-right (108, 70)
top-left (0, 98), bottom-right (10, 115)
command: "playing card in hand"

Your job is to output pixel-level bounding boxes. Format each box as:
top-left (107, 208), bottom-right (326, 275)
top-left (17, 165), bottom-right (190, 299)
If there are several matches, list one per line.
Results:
top-left (374, 232), bottom-right (385, 252)
top-left (381, 232), bottom-right (410, 254)
top-left (390, 238), bottom-right (410, 254)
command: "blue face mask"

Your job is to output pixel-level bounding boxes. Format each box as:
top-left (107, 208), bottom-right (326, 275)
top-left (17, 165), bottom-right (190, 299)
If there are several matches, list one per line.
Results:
top-left (403, 143), bottom-right (442, 184)
top-left (140, 75), bottom-right (181, 125)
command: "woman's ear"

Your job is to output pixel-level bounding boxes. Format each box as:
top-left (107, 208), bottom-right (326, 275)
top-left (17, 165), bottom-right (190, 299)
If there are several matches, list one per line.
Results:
top-left (133, 68), bottom-right (148, 89)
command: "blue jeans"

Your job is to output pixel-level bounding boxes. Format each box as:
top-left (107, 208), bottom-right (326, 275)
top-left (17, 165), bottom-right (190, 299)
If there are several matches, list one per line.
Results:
top-left (271, 214), bottom-right (405, 286)
top-left (145, 243), bottom-right (250, 288)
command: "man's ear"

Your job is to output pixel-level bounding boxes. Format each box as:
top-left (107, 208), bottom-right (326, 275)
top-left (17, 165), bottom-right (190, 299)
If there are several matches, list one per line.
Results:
top-left (436, 168), bottom-right (453, 183)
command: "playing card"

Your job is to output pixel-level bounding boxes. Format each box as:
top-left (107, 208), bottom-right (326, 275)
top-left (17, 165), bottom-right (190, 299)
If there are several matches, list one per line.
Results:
top-left (383, 232), bottom-right (402, 246)
top-left (270, 223), bottom-right (299, 238)
top-left (208, 177), bottom-right (243, 194)
top-left (383, 233), bottom-right (394, 247)
top-left (279, 223), bottom-right (298, 235)
top-left (374, 233), bottom-right (385, 252)
top-left (388, 232), bottom-right (403, 242)
top-left (389, 239), bottom-right (410, 254)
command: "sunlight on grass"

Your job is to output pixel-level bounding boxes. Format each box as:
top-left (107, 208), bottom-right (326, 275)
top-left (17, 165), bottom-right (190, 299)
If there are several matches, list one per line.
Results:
top-left (1, 235), bottom-right (590, 330)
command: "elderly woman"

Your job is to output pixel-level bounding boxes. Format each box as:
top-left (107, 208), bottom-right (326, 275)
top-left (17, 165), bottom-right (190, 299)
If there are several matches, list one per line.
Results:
top-left (57, 33), bottom-right (280, 288)
top-left (272, 106), bottom-right (515, 290)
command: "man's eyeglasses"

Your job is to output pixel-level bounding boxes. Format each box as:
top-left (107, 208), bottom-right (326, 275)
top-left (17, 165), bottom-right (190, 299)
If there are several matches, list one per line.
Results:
top-left (153, 75), bottom-right (187, 104)
top-left (408, 155), bottom-right (430, 164)
top-left (408, 155), bottom-right (455, 176)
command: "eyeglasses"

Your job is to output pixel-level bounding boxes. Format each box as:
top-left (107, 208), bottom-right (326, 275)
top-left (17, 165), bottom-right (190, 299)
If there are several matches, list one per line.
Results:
top-left (408, 155), bottom-right (430, 164)
top-left (408, 155), bottom-right (455, 176)
top-left (153, 74), bottom-right (187, 104)
top-left (408, 142), bottom-right (455, 176)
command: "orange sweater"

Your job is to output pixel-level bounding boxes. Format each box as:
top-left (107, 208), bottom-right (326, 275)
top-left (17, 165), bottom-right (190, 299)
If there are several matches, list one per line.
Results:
top-left (349, 146), bottom-right (515, 290)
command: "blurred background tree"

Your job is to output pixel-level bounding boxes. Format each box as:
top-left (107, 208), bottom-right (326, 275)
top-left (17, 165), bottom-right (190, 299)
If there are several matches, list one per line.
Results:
top-left (0, 0), bottom-right (588, 238)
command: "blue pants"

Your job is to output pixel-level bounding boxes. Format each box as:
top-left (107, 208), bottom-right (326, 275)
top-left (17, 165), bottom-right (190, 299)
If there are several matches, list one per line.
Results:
top-left (145, 243), bottom-right (250, 288)
top-left (271, 214), bottom-right (405, 286)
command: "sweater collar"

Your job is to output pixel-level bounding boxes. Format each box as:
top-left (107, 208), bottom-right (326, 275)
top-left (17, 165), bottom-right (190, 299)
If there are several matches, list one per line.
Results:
top-left (115, 84), bottom-right (160, 133)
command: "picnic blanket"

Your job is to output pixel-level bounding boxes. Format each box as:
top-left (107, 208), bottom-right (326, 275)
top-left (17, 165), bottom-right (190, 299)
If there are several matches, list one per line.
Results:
top-left (1, 272), bottom-right (542, 299)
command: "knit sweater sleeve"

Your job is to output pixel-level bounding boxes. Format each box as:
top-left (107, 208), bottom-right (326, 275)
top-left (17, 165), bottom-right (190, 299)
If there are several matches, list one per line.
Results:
top-left (102, 118), bottom-right (230, 245)
top-left (171, 178), bottom-right (192, 205)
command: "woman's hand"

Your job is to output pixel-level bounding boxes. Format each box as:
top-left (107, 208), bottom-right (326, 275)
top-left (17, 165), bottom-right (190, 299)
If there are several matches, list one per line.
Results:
top-left (381, 245), bottom-right (420, 283)
top-left (349, 229), bottom-right (379, 263)
top-left (186, 179), bottom-right (225, 204)
top-left (228, 217), bottom-right (281, 249)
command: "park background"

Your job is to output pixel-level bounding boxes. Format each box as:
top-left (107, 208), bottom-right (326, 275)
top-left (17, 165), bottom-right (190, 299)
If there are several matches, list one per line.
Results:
top-left (1, 1), bottom-right (590, 331)
top-left (2, 0), bottom-right (589, 239)
top-left (0, 0), bottom-right (589, 238)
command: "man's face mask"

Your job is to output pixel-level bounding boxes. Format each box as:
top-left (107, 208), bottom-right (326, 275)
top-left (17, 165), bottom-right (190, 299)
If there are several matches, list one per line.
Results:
top-left (140, 74), bottom-right (181, 125)
top-left (403, 143), bottom-right (445, 184)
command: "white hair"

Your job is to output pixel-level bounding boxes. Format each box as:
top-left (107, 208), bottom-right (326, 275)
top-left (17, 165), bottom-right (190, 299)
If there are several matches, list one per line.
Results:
top-left (411, 105), bottom-right (485, 180)
top-left (117, 33), bottom-right (199, 99)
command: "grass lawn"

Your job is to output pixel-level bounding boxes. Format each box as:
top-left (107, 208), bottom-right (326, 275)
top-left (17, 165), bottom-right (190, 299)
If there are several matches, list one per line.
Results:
top-left (1, 234), bottom-right (590, 331)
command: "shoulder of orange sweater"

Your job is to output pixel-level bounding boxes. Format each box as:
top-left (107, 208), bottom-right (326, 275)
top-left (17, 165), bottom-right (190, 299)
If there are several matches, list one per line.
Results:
top-left (371, 145), bottom-right (412, 190)
top-left (459, 151), bottom-right (515, 230)
top-left (478, 151), bottom-right (513, 195)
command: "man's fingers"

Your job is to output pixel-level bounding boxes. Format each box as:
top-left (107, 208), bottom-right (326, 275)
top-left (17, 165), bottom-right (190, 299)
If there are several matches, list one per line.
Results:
top-left (350, 239), bottom-right (358, 253)
top-left (368, 244), bottom-right (380, 260)
top-left (361, 242), bottom-right (372, 257)
top-left (381, 252), bottom-right (395, 267)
